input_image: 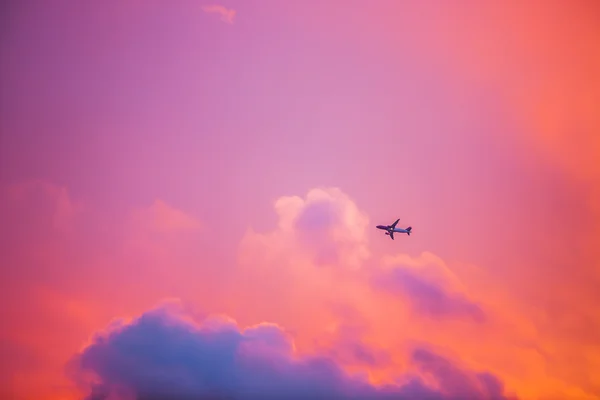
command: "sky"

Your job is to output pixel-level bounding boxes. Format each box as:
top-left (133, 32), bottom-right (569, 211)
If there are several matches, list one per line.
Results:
top-left (0, 1), bottom-right (599, 399)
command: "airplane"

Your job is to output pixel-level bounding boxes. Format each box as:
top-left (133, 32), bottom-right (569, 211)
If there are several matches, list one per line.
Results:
top-left (376, 218), bottom-right (412, 240)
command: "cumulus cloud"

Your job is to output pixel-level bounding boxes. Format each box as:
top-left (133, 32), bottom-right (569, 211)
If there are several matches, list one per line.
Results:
top-left (232, 187), bottom-right (492, 367)
top-left (227, 188), bottom-right (382, 353)
top-left (241, 187), bottom-right (370, 270)
top-left (374, 253), bottom-right (486, 323)
top-left (202, 4), bottom-right (236, 24)
top-left (69, 301), bottom-right (514, 400)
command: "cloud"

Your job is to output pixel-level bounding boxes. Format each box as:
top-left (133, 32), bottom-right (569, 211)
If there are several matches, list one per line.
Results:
top-left (119, 200), bottom-right (209, 295)
top-left (411, 348), bottom-right (510, 400)
top-left (231, 187), bottom-right (375, 344)
top-left (4, 180), bottom-right (81, 232)
top-left (320, 304), bottom-right (393, 369)
top-left (241, 187), bottom-right (370, 270)
top-left (0, 338), bottom-right (44, 399)
top-left (130, 200), bottom-right (200, 234)
top-left (124, 199), bottom-right (202, 266)
top-left (0, 180), bottom-right (87, 289)
top-left (374, 253), bottom-right (486, 323)
top-left (69, 301), bottom-right (514, 400)
top-left (202, 4), bottom-right (236, 24)
top-left (232, 188), bottom-right (494, 381)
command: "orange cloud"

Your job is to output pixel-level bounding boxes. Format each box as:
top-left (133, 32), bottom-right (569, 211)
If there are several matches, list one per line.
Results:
top-left (201, 4), bottom-right (236, 24)
top-left (407, 2), bottom-right (600, 192)
top-left (231, 187), bottom-right (510, 387)
top-left (0, 182), bottom-right (95, 399)
top-left (232, 186), bottom-right (600, 398)
top-left (384, 4), bottom-right (600, 394)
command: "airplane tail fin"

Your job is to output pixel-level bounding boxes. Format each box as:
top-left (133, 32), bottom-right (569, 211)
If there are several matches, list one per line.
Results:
top-left (406, 227), bottom-right (412, 236)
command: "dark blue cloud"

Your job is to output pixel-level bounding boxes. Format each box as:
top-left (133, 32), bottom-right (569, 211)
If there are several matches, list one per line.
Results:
top-left (68, 303), bottom-right (513, 400)
top-left (373, 266), bottom-right (486, 323)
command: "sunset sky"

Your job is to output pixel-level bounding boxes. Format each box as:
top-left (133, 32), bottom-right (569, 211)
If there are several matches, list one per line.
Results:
top-left (1, 1), bottom-right (599, 399)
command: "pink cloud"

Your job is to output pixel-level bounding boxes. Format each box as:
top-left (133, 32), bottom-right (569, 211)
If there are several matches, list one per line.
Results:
top-left (241, 187), bottom-right (370, 270)
top-left (201, 4), bottom-right (236, 24)
top-left (5, 180), bottom-right (81, 232)
top-left (130, 199), bottom-right (201, 234)
top-left (231, 187), bottom-right (377, 346)
top-left (319, 304), bottom-right (393, 370)
top-left (374, 267), bottom-right (486, 323)
top-left (373, 252), bottom-right (486, 323)
top-left (230, 186), bottom-right (500, 388)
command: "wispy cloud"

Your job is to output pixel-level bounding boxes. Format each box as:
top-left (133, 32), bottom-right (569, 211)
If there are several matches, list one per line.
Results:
top-left (373, 254), bottom-right (486, 324)
top-left (202, 4), bottom-right (236, 24)
top-left (130, 199), bottom-right (201, 233)
top-left (5, 180), bottom-right (82, 232)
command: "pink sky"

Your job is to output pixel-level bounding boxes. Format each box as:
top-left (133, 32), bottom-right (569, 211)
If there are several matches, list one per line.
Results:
top-left (1, 1), bottom-right (599, 399)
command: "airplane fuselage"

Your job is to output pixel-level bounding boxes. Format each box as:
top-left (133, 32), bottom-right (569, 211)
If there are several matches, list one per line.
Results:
top-left (376, 225), bottom-right (408, 233)
top-left (376, 220), bottom-right (412, 239)
top-left (376, 225), bottom-right (409, 233)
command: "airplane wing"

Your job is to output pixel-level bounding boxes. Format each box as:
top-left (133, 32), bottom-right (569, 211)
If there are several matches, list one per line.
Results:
top-left (389, 231), bottom-right (394, 240)
top-left (391, 219), bottom-right (400, 229)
